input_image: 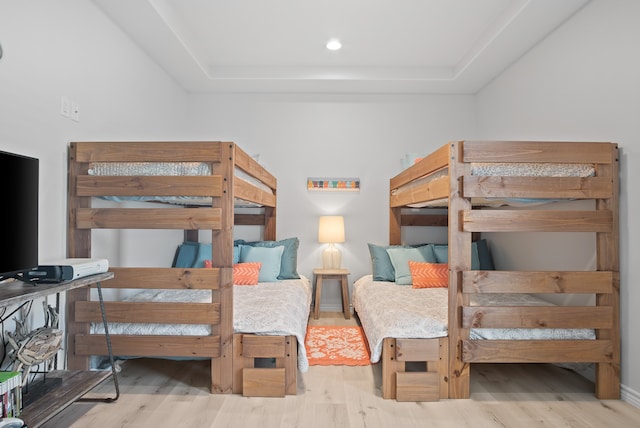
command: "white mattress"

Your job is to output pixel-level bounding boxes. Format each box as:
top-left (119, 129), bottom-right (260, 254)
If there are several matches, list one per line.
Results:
top-left (352, 275), bottom-right (595, 363)
top-left (92, 275), bottom-right (313, 371)
top-left (88, 162), bottom-right (273, 206)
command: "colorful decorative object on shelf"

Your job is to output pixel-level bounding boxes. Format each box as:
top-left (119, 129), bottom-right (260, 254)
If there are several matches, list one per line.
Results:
top-left (307, 177), bottom-right (360, 192)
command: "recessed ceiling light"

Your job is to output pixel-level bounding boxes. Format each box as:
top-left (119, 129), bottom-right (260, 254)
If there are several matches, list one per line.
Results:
top-left (326, 39), bottom-right (342, 51)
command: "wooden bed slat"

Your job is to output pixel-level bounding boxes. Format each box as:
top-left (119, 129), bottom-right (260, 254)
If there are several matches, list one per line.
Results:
top-left (461, 141), bottom-right (616, 164)
top-left (400, 214), bottom-right (448, 227)
top-left (103, 267), bottom-right (223, 290)
top-left (462, 340), bottom-right (613, 363)
top-left (395, 338), bottom-right (442, 361)
top-left (242, 368), bottom-right (286, 397)
top-left (463, 176), bottom-right (612, 199)
top-left (75, 301), bottom-right (220, 324)
top-left (463, 210), bottom-right (612, 232)
top-left (390, 144), bottom-right (449, 190)
top-left (75, 335), bottom-right (221, 357)
top-left (71, 141), bottom-right (224, 162)
top-left (395, 372), bottom-right (440, 402)
top-left (240, 335), bottom-right (286, 358)
top-left (235, 213), bottom-right (266, 226)
top-left (462, 306), bottom-right (613, 329)
top-left (390, 175), bottom-right (448, 208)
top-left (76, 207), bottom-right (222, 229)
top-left (76, 175), bottom-right (223, 197)
top-left (462, 271), bottom-right (613, 294)
top-left (234, 177), bottom-right (277, 207)
top-left (234, 144), bottom-right (277, 192)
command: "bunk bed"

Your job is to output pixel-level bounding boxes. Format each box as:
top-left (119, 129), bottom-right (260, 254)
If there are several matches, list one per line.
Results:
top-left (354, 140), bottom-right (619, 401)
top-left (66, 141), bottom-right (309, 397)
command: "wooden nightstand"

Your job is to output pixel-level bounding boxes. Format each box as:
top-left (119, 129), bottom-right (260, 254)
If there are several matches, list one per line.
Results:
top-left (313, 268), bottom-right (350, 319)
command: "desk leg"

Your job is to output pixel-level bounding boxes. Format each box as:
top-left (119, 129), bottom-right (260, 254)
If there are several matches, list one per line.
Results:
top-left (314, 275), bottom-right (323, 320)
top-left (340, 275), bottom-right (350, 319)
top-left (81, 280), bottom-right (120, 402)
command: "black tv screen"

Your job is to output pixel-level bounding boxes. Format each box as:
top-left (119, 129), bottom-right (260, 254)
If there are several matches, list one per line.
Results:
top-left (0, 150), bottom-right (39, 281)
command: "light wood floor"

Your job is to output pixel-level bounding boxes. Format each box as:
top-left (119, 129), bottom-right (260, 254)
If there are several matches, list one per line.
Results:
top-left (42, 312), bottom-right (640, 428)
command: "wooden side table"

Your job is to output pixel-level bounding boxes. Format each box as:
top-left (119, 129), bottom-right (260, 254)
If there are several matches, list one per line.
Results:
top-left (313, 268), bottom-right (350, 319)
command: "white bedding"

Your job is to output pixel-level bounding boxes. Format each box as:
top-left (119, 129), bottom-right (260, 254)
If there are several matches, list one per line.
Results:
top-left (92, 276), bottom-right (313, 371)
top-left (352, 275), bottom-right (595, 363)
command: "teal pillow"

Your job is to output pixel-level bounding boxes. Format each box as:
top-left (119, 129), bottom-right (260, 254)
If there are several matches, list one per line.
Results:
top-left (192, 242), bottom-right (213, 268)
top-left (475, 239), bottom-right (494, 270)
top-left (433, 240), bottom-right (494, 270)
top-left (368, 243), bottom-right (437, 281)
top-left (173, 241), bottom-right (199, 268)
top-left (432, 245), bottom-right (448, 265)
top-left (233, 245), bottom-right (241, 264)
top-left (368, 243), bottom-right (405, 281)
top-left (239, 244), bottom-right (284, 282)
top-left (173, 241), bottom-right (213, 268)
top-left (242, 237), bottom-right (300, 279)
top-left (385, 245), bottom-right (437, 285)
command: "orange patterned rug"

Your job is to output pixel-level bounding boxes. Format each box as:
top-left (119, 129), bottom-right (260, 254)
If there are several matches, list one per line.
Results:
top-left (305, 326), bottom-right (371, 366)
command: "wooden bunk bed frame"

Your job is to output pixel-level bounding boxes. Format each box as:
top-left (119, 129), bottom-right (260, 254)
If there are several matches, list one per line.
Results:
top-left (388, 140), bottom-right (620, 400)
top-left (66, 141), bottom-right (299, 396)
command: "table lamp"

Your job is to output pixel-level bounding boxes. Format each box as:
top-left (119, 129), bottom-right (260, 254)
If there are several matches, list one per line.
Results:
top-left (318, 215), bottom-right (345, 269)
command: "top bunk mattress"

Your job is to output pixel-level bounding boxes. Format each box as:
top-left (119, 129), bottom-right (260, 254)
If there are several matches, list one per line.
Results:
top-left (392, 162), bottom-right (596, 208)
top-left (87, 161), bottom-right (273, 206)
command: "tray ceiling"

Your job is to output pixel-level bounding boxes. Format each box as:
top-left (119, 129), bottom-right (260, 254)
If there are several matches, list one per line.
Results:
top-left (94, 0), bottom-right (590, 94)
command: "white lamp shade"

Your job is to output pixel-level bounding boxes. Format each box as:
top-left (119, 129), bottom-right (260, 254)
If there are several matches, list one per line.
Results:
top-left (318, 216), bottom-right (345, 243)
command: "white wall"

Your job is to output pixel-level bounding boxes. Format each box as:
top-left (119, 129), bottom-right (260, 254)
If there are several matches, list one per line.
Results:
top-left (0, 0), bottom-right (188, 345)
top-left (476, 0), bottom-right (640, 403)
top-left (185, 93), bottom-right (476, 308)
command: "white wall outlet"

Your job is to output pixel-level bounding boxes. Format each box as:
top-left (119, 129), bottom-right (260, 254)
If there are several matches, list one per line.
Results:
top-left (60, 96), bottom-right (70, 117)
top-left (71, 101), bottom-right (80, 122)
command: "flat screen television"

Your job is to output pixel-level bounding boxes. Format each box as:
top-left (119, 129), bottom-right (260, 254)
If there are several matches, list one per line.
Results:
top-left (0, 150), bottom-right (39, 282)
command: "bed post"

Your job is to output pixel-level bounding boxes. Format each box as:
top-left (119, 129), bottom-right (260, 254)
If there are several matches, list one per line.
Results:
top-left (447, 141), bottom-right (472, 399)
top-left (390, 206), bottom-right (402, 245)
top-left (264, 206), bottom-right (277, 241)
top-left (210, 142), bottom-right (235, 393)
top-left (66, 143), bottom-right (92, 370)
top-left (595, 143), bottom-right (620, 399)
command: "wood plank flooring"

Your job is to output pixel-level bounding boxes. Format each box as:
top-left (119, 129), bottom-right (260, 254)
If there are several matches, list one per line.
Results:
top-left (42, 312), bottom-right (640, 428)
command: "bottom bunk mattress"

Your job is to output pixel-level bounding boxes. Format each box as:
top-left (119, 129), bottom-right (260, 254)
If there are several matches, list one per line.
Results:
top-left (91, 276), bottom-right (313, 371)
top-left (352, 275), bottom-right (596, 363)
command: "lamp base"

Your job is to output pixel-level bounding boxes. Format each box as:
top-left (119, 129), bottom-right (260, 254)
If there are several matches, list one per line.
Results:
top-left (322, 244), bottom-right (342, 269)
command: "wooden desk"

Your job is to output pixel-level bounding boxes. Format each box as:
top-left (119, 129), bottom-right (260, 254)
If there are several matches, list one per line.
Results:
top-left (313, 268), bottom-right (350, 319)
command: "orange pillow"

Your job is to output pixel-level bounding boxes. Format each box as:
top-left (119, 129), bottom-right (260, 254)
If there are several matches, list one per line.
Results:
top-left (233, 262), bottom-right (262, 285)
top-left (409, 261), bottom-right (448, 288)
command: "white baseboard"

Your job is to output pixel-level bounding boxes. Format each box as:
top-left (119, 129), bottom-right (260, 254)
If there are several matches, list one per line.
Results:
top-left (622, 383), bottom-right (640, 408)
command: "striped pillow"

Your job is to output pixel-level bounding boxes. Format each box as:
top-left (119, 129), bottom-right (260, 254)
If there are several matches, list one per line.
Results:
top-left (233, 262), bottom-right (262, 285)
top-left (409, 261), bottom-right (449, 288)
